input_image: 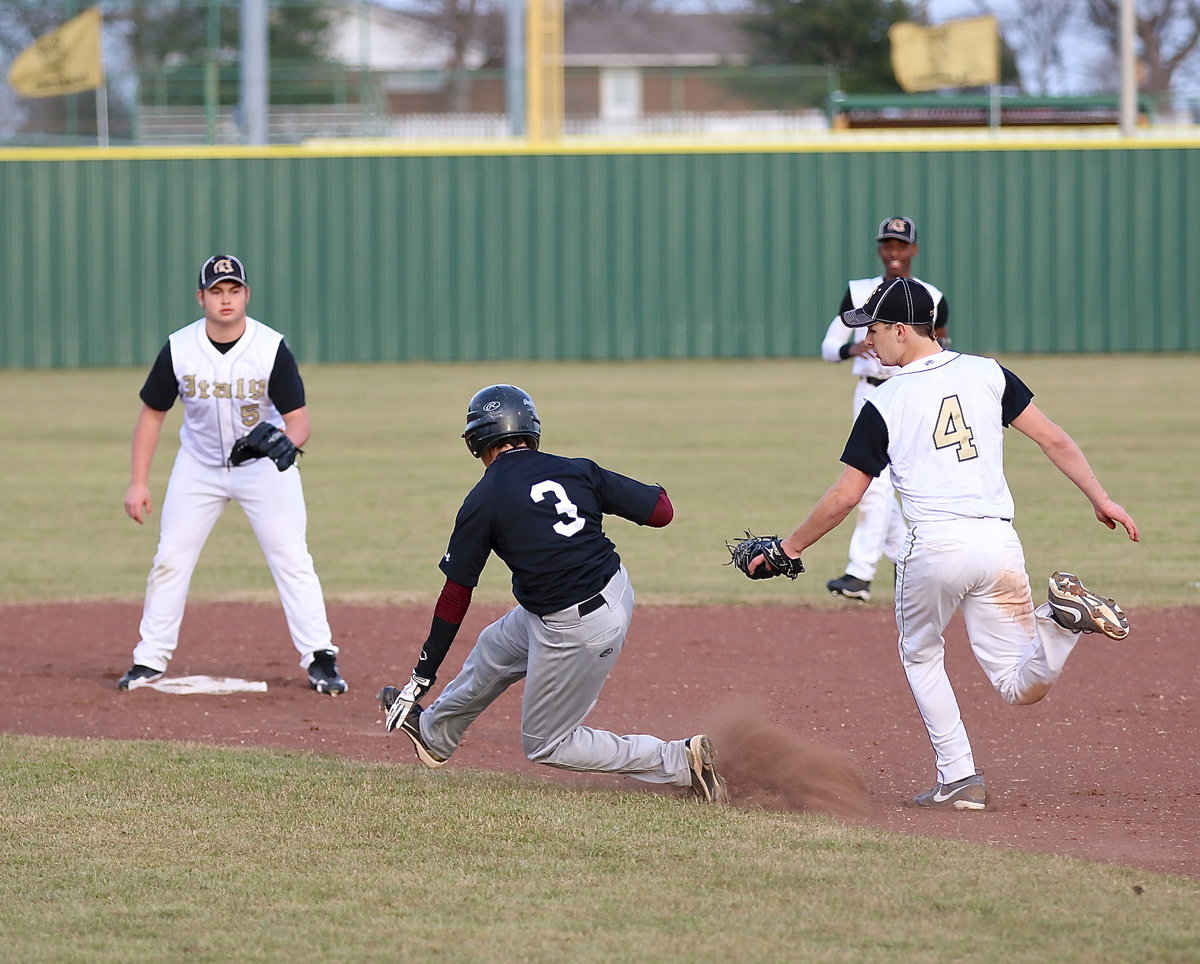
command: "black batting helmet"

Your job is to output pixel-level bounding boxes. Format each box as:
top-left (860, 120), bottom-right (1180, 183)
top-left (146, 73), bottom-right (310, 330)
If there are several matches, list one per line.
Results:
top-left (462, 384), bottom-right (541, 458)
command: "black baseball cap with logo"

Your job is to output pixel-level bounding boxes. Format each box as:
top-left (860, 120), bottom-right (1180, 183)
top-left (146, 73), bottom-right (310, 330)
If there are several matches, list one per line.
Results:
top-left (198, 254), bottom-right (248, 289)
top-left (842, 276), bottom-right (935, 328)
top-left (875, 216), bottom-right (917, 244)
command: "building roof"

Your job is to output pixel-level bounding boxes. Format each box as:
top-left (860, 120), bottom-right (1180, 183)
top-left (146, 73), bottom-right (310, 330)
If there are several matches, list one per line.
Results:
top-left (564, 12), bottom-right (754, 68)
top-left (328, 5), bottom-right (755, 72)
top-left (325, 3), bottom-right (489, 71)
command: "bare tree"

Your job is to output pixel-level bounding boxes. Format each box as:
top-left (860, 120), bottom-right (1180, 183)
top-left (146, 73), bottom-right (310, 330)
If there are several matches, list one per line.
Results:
top-left (956, 0), bottom-right (1094, 95)
top-left (1086, 0), bottom-right (1200, 96)
top-left (1004, 0), bottom-right (1086, 93)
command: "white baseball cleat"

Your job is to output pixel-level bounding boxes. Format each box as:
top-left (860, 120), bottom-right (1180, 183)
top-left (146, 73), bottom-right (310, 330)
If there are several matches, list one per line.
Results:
top-left (1047, 572), bottom-right (1129, 640)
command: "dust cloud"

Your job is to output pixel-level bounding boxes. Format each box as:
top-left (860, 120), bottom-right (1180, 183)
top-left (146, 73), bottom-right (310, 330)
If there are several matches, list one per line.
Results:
top-left (708, 711), bottom-right (872, 818)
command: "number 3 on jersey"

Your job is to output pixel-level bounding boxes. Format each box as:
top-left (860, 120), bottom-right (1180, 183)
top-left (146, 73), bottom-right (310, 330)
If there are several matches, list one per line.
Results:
top-left (933, 395), bottom-right (978, 461)
top-left (530, 480), bottom-right (586, 537)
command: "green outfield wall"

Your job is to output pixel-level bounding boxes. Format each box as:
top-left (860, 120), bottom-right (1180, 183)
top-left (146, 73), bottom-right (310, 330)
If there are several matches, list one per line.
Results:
top-left (2, 139), bottom-right (1197, 368)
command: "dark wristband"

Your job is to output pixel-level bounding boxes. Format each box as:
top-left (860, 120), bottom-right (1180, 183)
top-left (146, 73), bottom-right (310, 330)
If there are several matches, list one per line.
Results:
top-left (414, 615), bottom-right (460, 681)
top-left (839, 343), bottom-right (852, 360)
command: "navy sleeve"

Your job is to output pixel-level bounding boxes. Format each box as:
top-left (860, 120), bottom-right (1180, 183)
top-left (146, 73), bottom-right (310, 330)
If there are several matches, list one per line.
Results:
top-left (999, 366), bottom-right (1034, 427)
top-left (139, 342), bottom-right (178, 411)
top-left (838, 288), bottom-right (853, 313)
top-left (439, 483), bottom-right (493, 588)
top-left (595, 463), bottom-right (661, 525)
top-left (935, 297), bottom-right (949, 331)
top-left (269, 341), bottom-right (306, 414)
top-left (839, 402), bottom-right (889, 477)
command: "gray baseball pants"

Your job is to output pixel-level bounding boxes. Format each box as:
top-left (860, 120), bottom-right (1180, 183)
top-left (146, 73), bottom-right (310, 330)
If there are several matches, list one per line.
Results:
top-left (420, 565), bottom-right (694, 787)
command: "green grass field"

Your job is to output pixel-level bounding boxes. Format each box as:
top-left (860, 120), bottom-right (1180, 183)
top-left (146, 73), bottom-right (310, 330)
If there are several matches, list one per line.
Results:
top-left (3, 356), bottom-right (1197, 961)
top-left (1, 355), bottom-right (1191, 607)
top-left (3, 734), bottom-right (1198, 963)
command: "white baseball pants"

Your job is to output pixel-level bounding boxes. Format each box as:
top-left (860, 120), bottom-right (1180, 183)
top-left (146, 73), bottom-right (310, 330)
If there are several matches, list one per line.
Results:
top-left (420, 566), bottom-right (695, 787)
top-left (895, 518), bottom-right (1082, 785)
top-left (132, 449), bottom-right (334, 672)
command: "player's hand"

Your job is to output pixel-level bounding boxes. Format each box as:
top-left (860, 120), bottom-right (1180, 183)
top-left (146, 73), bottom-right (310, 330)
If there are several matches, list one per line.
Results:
top-left (725, 531), bottom-right (804, 580)
top-left (1095, 500), bottom-right (1139, 543)
top-left (124, 483), bottom-right (153, 525)
top-left (380, 672), bottom-right (433, 731)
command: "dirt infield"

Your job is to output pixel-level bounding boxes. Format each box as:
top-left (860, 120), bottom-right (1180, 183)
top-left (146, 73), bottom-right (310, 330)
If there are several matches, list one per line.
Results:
top-left (4, 600), bottom-right (1195, 880)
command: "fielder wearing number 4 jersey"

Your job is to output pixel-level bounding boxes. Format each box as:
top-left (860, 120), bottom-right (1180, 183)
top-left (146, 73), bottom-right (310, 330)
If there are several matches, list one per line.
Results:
top-left (118, 255), bottom-right (345, 695)
top-left (377, 385), bottom-right (728, 804)
top-left (747, 278), bottom-right (1138, 810)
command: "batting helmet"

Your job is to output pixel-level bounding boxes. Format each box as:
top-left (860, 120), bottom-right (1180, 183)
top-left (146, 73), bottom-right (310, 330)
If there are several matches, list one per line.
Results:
top-left (462, 384), bottom-right (541, 458)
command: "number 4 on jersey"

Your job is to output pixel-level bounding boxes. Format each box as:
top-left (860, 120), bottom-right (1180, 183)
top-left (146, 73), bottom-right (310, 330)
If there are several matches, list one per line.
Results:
top-left (933, 395), bottom-right (978, 461)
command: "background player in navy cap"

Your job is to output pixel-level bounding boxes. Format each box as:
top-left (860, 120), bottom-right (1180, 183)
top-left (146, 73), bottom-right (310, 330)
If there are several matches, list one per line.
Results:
top-left (819, 217), bottom-right (948, 602)
top-left (744, 277), bottom-right (1138, 810)
top-left (377, 384), bottom-right (728, 803)
top-left (118, 254), bottom-right (345, 695)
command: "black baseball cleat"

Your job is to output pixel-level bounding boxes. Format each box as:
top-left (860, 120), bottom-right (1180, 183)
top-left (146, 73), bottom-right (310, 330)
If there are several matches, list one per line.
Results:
top-left (377, 685), bottom-right (401, 716)
top-left (307, 650), bottom-right (347, 695)
top-left (826, 574), bottom-right (871, 601)
top-left (685, 734), bottom-right (729, 804)
top-left (118, 664), bottom-right (164, 690)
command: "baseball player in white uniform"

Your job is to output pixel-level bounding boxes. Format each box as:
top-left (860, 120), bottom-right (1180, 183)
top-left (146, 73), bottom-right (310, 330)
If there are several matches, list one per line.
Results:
top-left (750, 277), bottom-right (1138, 810)
top-left (118, 254), bottom-right (345, 695)
top-left (820, 217), bottom-right (947, 601)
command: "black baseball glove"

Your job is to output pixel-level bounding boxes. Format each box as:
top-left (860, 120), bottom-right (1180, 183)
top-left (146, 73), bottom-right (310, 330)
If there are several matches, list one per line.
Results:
top-left (725, 530), bottom-right (805, 580)
top-left (229, 422), bottom-right (301, 472)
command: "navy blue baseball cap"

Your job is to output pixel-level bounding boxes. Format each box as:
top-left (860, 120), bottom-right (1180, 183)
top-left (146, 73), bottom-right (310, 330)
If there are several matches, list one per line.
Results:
top-left (876, 216), bottom-right (917, 244)
top-left (842, 276), bottom-right (935, 328)
top-left (198, 254), bottom-right (248, 289)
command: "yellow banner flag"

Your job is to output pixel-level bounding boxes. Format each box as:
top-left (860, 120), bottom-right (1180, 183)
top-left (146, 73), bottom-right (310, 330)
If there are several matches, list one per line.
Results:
top-left (888, 16), bottom-right (999, 93)
top-left (8, 6), bottom-right (105, 98)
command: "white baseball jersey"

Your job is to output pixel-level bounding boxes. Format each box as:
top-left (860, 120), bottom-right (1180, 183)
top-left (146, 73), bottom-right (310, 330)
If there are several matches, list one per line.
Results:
top-left (820, 275), bottom-right (945, 382)
top-left (841, 352), bottom-right (1034, 524)
top-left (167, 316), bottom-right (285, 467)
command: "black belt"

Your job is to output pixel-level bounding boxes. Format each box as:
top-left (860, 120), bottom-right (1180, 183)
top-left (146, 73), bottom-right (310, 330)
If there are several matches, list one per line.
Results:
top-left (864, 376), bottom-right (888, 386)
top-left (578, 592), bottom-right (606, 617)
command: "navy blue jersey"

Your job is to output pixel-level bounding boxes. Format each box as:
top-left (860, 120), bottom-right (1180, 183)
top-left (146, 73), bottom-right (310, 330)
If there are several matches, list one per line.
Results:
top-left (440, 447), bottom-right (661, 616)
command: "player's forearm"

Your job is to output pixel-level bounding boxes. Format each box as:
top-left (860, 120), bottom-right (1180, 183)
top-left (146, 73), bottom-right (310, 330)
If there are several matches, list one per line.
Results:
top-left (129, 407), bottom-right (165, 484)
top-left (1038, 433), bottom-right (1110, 508)
top-left (413, 579), bottom-right (473, 681)
top-left (413, 616), bottom-right (460, 683)
top-left (781, 480), bottom-right (862, 557)
top-left (280, 406), bottom-right (312, 448)
top-left (820, 320), bottom-right (853, 362)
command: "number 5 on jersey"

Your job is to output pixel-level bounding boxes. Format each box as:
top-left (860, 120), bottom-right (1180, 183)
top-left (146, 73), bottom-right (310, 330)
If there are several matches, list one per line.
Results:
top-left (531, 480), bottom-right (586, 536)
top-left (933, 395), bottom-right (978, 461)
